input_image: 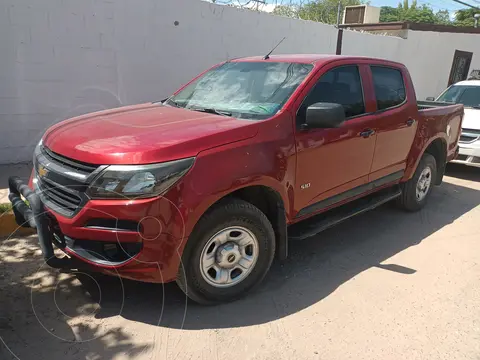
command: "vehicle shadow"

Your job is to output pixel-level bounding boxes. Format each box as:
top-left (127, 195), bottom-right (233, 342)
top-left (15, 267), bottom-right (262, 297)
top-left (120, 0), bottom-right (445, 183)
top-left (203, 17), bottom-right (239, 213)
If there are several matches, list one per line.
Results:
top-left (0, 235), bottom-right (151, 360)
top-left (84, 170), bottom-right (480, 330)
top-left (445, 162), bottom-right (480, 181)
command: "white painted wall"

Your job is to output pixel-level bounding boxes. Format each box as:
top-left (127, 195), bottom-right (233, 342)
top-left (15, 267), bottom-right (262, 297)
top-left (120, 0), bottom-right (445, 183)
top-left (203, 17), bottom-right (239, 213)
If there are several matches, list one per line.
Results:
top-left (0, 0), bottom-right (478, 163)
top-left (402, 30), bottom-right (480, 99)
top-left (342, 29), bottom-right (480, 100)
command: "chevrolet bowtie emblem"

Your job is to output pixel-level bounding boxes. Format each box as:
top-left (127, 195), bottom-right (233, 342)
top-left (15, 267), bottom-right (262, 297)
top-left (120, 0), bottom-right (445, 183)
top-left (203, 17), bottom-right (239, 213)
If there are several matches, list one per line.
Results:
top-left (38, 165), bottom-right (48, 178)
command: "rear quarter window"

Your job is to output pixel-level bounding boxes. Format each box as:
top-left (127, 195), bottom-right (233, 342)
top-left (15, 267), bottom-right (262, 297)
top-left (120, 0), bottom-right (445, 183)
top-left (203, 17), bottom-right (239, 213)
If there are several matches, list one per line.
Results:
top-left (371, 66), bottom-right (406, 111)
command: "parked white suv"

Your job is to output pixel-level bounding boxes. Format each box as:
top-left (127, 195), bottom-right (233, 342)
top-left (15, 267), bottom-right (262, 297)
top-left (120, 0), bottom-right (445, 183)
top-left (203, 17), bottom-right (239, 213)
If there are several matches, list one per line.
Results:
top-left (435, 80), bottom-right (480, 167)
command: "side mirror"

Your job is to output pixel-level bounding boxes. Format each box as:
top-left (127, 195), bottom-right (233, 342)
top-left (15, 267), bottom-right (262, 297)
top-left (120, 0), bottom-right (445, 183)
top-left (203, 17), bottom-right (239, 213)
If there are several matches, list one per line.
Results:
top-left (426, 96), bottom-right (435, 101)
top-left (305, 102), bottom-right (345, 129)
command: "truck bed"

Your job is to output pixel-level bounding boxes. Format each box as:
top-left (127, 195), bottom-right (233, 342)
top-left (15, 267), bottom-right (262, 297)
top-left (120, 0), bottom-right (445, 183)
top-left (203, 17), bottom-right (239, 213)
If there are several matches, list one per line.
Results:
top-left (417, 100), bottom-right (455, 110)
top-left (415, 102), bottom-right (464, 163)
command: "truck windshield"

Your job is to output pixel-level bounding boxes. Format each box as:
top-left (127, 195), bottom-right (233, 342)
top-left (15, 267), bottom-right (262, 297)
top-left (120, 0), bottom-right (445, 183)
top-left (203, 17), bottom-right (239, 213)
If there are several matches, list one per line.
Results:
top-left (437, 85), bottom-right (480, 109)
top-left (165, 62), bottom-right (313, 120)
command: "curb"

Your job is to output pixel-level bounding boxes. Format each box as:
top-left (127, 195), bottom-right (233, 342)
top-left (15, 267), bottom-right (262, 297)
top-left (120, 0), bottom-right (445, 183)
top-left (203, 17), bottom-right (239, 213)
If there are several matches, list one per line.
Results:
top-left (0, 211), bottom-right (36, 238)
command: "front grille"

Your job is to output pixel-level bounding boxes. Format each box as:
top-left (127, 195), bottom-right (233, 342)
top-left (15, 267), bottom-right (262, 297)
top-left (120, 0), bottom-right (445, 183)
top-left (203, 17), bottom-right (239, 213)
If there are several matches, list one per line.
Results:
top-left (460, 135), bottom-right (477, 142)
top-left (35, 146), bottom-right (97, 217)
top-left (38, 177), bottom-right (82, 217)
top-left (459, 129), bottom-right (480, 143)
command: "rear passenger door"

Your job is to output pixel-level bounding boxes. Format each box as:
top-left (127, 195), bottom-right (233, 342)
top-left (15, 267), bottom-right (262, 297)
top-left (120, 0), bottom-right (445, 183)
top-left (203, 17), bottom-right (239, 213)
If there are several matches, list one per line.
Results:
top-left (368, 65), bottom-right (418, 182)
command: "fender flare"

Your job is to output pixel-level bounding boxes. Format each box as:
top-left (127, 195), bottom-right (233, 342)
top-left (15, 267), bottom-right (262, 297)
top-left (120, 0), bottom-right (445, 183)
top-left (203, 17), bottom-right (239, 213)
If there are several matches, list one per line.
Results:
top-left (403, 133), bottom-right (448, 184)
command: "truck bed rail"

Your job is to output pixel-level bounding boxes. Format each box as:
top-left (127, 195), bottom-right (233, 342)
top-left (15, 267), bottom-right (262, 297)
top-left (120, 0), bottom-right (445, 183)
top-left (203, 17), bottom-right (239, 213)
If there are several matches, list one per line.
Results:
top-left (417, 100), bottom-right (455, 110)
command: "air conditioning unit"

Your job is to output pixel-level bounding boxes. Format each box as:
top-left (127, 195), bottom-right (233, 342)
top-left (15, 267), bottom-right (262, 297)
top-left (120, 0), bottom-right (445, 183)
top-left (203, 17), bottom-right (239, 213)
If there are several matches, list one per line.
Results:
top-left (342, 5), bottom-right (380, 24)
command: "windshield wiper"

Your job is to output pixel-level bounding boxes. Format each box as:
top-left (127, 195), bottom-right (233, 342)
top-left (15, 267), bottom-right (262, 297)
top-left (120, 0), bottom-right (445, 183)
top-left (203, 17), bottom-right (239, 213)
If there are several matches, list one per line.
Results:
top-left (188, 107), bottom-right (232, 117)
top-left (164, 99), bottom-right (182, 108)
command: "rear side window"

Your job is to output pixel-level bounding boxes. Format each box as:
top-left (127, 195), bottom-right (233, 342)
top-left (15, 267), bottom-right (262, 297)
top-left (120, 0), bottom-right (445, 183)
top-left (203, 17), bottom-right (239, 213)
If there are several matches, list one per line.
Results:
top-left (371, 66), bottom-right (406, 110)
top-left (298, 65), bottom-right (365, 121)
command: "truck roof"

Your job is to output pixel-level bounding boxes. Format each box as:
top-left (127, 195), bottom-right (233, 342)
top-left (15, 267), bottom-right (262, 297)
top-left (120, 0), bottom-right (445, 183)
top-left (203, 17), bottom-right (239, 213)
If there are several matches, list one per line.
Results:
top-left (232, 54), bottom-right (404, 67)
top-left (454, 80), bottom-right (480, 86)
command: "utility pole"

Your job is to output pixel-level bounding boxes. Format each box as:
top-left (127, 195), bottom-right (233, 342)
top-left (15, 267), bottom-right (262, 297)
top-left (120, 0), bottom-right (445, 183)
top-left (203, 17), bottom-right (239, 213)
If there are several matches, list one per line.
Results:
top-left (335, 1), bottom-right (343, 55)
top-left (336, 1), bottom-right (342, 26)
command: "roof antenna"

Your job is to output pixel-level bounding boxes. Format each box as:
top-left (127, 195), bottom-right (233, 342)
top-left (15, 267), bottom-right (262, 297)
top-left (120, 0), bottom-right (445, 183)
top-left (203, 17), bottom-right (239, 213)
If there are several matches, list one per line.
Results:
top-left (264, 37), bottom-right (286, 60)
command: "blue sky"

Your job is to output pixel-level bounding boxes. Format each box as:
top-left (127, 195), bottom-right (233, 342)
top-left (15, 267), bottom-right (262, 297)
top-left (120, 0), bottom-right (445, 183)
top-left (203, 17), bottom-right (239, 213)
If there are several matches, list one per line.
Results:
top-left (367, 0), bottom-right (465, 12)
top-left (260, 0), bottom-right (470, 13)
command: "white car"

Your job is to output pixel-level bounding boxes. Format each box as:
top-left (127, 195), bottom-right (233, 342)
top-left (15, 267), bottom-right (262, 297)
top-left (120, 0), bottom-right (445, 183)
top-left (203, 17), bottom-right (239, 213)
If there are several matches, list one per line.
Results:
top-left (435, 80), bottom-right (480, 167)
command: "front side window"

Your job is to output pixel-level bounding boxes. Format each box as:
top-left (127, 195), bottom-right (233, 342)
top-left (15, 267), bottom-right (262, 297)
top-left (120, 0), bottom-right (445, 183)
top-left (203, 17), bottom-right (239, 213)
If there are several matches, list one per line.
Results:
top-left (298, 65), bottom-right (365, 122)
top-left (436, 85), bottom-right (480, 108)
top-left (166, 62), bottom-right (313, 120)
top-left (371, 66), bottom-right (406, 110)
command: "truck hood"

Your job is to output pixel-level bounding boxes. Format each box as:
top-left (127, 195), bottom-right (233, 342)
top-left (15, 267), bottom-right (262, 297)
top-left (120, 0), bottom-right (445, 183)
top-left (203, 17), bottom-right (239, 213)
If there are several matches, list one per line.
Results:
top-left (462, 108), bottom-right (480, 130)
top-left (43, 103), bottom-right (258, 164)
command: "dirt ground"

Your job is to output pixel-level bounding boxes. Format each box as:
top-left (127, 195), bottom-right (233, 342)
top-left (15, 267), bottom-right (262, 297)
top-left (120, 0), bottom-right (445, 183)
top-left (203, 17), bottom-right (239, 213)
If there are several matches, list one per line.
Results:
top-left (1, 164), bottom-right (479, 360)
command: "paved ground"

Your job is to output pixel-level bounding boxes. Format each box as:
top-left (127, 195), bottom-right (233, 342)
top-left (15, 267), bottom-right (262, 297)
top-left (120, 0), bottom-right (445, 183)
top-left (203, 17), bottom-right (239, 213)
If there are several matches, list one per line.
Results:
top-left (0, 164), bottom-right (479, 360)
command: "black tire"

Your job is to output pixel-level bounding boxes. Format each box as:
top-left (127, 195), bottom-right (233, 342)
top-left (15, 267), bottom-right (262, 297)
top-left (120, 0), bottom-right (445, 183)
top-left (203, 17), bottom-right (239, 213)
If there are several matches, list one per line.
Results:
top-left (176, 199), bottom-right (275, 305)
top-left (397, 153), bottom-right (437, 212)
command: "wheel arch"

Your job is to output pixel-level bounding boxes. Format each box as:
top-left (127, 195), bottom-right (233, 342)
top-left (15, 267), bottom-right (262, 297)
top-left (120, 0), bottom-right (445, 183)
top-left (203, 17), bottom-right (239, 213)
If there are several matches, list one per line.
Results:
top-left (187, 184), bottom-right (289, 261)
top-left (404, 134), bottom-right (448, 185)
top-left (227, 185), bottom-right (288, 261)
top-left (424, 137), bottom-right (447, 185)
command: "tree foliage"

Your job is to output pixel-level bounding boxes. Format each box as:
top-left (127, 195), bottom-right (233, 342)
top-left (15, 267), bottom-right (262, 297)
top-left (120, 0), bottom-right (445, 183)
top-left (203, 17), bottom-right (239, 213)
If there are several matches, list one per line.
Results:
top-left (273, 0), bottom-right (478, 28)
top-left (379, 0), bottom-right (450, 24)
top-left (454, 8), bottom-right (477, 27)
top-left (273, 0), bottom-right (363, 24)
top-left (272, 4), bottom-right (299, 18)
top-left (434, 10), bottom-right (451, 25)
top-left (299, 0), bottom-right (362, 24)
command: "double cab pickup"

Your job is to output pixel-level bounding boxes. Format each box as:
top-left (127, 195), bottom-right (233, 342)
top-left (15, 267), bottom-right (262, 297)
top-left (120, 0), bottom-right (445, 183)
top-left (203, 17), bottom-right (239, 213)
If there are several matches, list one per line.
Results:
top-left (9, 55), bottom-right (463, 304)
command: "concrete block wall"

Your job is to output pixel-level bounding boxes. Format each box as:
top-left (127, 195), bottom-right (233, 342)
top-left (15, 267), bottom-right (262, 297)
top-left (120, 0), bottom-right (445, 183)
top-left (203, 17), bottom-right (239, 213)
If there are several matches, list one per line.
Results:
top-left (0, 0), bottom-right (478, 164)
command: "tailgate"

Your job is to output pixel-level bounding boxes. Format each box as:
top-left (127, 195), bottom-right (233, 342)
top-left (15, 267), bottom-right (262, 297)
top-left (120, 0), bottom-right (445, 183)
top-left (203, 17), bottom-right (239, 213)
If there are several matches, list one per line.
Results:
top-left (418, 104), bottom-right (464, 157)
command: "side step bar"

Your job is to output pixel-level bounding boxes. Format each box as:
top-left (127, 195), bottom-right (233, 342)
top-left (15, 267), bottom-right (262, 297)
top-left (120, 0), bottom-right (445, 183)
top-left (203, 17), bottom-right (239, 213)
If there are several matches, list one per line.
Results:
top-left (288, 186), bottom-right (402, 241)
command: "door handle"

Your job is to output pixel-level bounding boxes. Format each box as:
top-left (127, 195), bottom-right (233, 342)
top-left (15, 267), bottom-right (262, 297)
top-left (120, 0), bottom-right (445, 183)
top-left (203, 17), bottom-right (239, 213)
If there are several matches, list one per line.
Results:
top-left (406, 118), bottom-right (415, 126)
top-left (360, 129), bottom-right (375, 138)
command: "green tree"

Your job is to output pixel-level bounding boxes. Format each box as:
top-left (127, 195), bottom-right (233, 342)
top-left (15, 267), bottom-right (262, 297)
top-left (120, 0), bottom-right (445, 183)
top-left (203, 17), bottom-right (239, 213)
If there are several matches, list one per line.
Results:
top-left (454, 8), bottom-right (477, 27)
top-left (379, 6), bottom-right (400, 22)
top-left (434, 10), bottom-right (451, 25)
top-left (298, 0), bottom-right (363, 24)
top-left (272, 5), bottom-right (299, 18)
top-left (379, 0), bottom-right (451, 24)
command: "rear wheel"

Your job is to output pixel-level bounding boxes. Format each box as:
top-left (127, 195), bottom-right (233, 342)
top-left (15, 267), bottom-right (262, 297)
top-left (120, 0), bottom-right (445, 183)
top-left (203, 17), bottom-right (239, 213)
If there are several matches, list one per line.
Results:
top-left (177, 199), bottom-right (275, 305)
top-left (397, 153), bottom-right (437, 211)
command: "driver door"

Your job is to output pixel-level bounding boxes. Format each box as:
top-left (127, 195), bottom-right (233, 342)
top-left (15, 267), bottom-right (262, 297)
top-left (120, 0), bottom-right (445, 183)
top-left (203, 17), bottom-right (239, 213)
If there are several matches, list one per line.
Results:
top-left (294, 64), bottom-right (377, 218)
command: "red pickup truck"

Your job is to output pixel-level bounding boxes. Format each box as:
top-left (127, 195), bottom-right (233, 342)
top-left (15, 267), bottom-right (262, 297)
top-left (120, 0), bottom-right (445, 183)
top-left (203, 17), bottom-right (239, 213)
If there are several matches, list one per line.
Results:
top-left (9, 55), bottom-right (463, 304)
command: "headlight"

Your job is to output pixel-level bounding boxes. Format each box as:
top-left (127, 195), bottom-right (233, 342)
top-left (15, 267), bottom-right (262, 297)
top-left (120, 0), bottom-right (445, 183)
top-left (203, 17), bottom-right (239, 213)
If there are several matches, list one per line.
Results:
top-left (86, 157), bottom-right (194, 199)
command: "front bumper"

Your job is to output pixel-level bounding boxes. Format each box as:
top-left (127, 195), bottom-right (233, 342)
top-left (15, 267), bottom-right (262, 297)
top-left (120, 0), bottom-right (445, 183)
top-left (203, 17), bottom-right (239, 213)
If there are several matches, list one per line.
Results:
top-left (8, 176), bottom-right (184, 283)
top-left (451, 141), bottom-right (480, 167)
top-left (8, 176), bottom-right (80, 269)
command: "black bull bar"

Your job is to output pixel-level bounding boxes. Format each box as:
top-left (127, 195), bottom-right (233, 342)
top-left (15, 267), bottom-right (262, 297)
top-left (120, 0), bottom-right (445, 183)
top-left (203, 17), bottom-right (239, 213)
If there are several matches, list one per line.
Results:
top-left (8, 176), bottom-right (82, 269)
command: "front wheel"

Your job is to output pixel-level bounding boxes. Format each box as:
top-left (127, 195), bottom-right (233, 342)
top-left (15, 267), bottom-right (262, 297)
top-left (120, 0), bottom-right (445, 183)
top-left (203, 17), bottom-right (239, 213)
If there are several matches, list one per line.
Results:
top-left (397, 153), bottom-right (437, 211)
top-left (176, 199), bottom-right (275, 305)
